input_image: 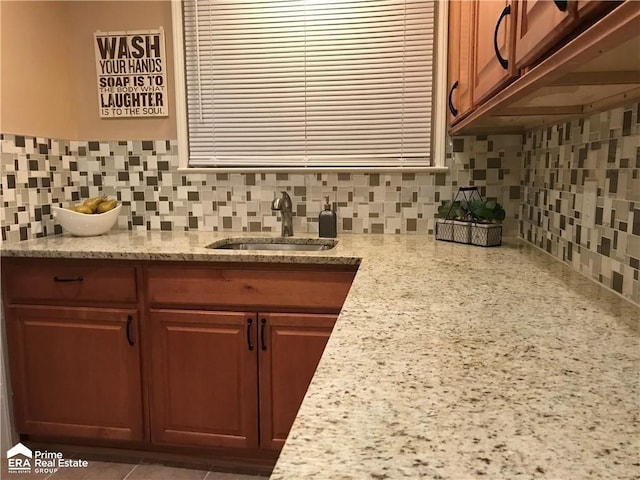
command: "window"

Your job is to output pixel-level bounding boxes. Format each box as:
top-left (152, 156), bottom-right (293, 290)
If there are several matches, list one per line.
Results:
top-left (173, 0), bottom-right (445, 170)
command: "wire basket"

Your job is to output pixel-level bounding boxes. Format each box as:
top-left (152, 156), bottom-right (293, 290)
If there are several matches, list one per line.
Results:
top-left (435, 187), bottom-right (503, 247)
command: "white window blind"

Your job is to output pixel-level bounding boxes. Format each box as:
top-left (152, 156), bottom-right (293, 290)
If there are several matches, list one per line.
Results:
top-left (183, 0), bottom-right (435, 168)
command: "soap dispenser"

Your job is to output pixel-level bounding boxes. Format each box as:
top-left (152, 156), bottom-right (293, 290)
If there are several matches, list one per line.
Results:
top-left (318, 196), bottom-right (337, 238)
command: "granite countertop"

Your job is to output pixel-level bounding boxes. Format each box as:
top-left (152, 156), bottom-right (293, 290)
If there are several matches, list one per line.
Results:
top-left (2, 230), bottom-right (639, 479)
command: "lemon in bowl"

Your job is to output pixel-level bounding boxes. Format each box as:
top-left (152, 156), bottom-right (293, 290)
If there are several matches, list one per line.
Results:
top-left (52, 202), bottom-right (122, 237)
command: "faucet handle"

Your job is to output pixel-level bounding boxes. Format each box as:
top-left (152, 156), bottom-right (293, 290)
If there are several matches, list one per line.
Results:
top-left (272, 191), bottom-right (292, 210)
top-left (280, 191), bottom-right (292, 209)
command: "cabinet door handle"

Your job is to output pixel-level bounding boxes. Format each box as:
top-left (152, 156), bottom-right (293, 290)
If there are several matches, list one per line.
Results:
top-left (448, 81), bottom-right (459, 117)
top-left (53, 275), bottom-right (84, 282)
top-left (493, 4), bottom-right (511, 70)
top-left (260, 318), bottom-right (267, 351)
top-left (553, 0), bottom-right (568, 11)
top-left (247, 318), bottom-right (254, 351)
top-left (126, 315), bottom-right (134, 346)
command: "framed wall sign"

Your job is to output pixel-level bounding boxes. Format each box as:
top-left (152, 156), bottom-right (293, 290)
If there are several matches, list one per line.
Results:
top-left (94, 28), bottom-right (168, 118)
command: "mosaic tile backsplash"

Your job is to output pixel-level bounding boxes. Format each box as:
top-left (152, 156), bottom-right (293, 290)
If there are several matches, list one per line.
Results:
top-left (2, 102), bottom-right (639, 304)
top-left (520, 104), bottom-right (640, 305)
top-left (0, 134), bottom-right (522, 242)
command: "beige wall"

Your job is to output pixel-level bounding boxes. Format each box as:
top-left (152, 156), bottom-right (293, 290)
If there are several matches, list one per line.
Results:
top-left (0, 1), bottom-right (176, 140)
top-left (0, 1), bottom-right (77, 139)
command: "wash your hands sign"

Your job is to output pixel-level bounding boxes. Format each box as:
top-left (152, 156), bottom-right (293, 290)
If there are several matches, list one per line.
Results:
top-left (94, 28), bottom-right (168, 118)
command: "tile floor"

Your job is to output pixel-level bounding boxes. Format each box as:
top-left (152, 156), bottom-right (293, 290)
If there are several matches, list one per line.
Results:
top-left (1, 457), bottom-right (269, 480)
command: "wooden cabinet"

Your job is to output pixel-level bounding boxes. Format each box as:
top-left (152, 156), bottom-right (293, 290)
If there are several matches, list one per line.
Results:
top-left (447, 0), bottom-right (475, 124)
top-left (148, 309), bottom-right (337, 451)
top-left (258, 313), bottom-right (336, 450)
top-left (514, 0), bottom-right (578, 70)
top-left (5, 305), bottom-right (144, 441)
top-left (1, 257), bottom-right (355, 458)
top-left (144, 262), bottom-right (355, 451)
top-left (472, 0), bottom-right (517, 104)
top-left (449, 1), bottom-right (636, 134)
top-left (149, 309), bottom-right (259, 449)
top-left (575, 1), bottom-right (614, 18)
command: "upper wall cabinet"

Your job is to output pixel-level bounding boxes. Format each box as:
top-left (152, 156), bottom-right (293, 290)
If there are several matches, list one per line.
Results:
top-left (450, 1), bottom-right (640, 135)
top-left (514, 0), bottom-right (578, 70)
top-left (575, 1), bottom-right (612, 18)
top-left (447, 0), bottom-right (475, 125)
top-left (472, 0), bottom-right (517, 104)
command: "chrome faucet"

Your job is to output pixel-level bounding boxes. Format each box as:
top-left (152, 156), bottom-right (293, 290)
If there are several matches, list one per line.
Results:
top-left (271, 191), bottom-right (293, 237)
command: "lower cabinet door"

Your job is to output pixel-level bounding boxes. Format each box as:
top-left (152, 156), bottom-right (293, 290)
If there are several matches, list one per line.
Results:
top-left (258, 313), bottom-right (337, 450)
top-left (149, 309), bottom-right (259, 449)
top-left (6, 305), bottom-right (144, 441)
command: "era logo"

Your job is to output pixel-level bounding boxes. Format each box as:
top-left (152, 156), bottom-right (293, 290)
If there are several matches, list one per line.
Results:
top-left (7, 442), bottom-right (32, 473)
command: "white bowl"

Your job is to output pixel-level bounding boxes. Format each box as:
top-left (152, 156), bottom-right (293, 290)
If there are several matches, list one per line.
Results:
top-left (52, 204), bottom-right (122, 237)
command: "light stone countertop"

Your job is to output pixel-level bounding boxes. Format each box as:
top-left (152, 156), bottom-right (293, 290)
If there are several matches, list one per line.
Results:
top-left (2, 230), bottom-right (639, 479)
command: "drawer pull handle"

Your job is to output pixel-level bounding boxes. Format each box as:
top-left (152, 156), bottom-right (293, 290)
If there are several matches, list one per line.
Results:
top-left (53, 275), bottom-right (84, 282)
top-left (247, 318), bottom-right (254, 351)
top-left (448, 81), bottom-right (459, 117)
top-left (260, 318), bottom-right (267, 351)
top-left (493, 4), bottom-right (511, 70)
top-left (553, 0), bottom-right (568, 11)
top-left (126, 315), bottom-right (134, 346)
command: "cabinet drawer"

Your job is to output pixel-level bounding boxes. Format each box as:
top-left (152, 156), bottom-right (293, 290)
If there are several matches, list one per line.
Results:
top-left (146, 264), bottom-right (356, 313)
top-left (2, 258), bottom-right (138, 305)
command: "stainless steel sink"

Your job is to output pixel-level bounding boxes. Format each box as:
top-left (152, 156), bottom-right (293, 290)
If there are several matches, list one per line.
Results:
top-left (206, 237), bottom-right (337, 252)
